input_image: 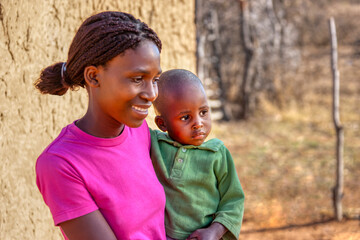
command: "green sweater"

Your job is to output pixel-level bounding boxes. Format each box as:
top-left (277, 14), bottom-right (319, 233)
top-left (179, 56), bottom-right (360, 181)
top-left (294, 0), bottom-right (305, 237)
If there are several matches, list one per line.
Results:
top-left (150, 129), bottom-right (245, 240)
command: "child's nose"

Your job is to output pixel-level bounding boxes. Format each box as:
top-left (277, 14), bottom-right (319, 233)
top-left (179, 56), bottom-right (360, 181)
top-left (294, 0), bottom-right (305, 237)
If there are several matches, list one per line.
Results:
top-left (192, 119), bottom-right (203, 130)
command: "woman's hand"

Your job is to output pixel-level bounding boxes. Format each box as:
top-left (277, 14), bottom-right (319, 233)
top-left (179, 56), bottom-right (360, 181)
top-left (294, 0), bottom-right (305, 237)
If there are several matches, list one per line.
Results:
top-left (187, 222), bottom-right (227, 240)
top-left (59, 210), bottom-right (117, 240)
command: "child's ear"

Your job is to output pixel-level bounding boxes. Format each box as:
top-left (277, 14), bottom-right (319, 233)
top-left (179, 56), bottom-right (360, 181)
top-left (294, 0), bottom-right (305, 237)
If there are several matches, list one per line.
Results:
top-left (155, 116), bottom-right (167, 132)
top-left (84, 65), bottom-right (100, 87)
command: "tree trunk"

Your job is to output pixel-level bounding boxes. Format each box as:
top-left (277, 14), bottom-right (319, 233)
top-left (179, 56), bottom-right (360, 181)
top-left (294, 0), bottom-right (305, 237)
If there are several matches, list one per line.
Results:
top-left (329, 17), bottom-right (344, 222)
top-left (239, 0), bottom-right (256, 119)
top-left (209, 9), bottom-right (231, 121)
top-left (195, 0), bottom-right (230, 120)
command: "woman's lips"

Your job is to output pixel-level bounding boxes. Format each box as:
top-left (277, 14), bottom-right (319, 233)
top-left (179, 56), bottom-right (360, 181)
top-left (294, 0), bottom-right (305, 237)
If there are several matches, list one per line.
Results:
top-left (131, 105), bottom-right (151, 117)
top-left (132, 105), bottom-right (149, 113)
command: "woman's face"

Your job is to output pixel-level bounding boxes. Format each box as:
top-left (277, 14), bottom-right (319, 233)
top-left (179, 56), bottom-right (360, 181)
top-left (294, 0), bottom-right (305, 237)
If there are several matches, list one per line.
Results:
top-left (95, 40), bottom-right (162, 128)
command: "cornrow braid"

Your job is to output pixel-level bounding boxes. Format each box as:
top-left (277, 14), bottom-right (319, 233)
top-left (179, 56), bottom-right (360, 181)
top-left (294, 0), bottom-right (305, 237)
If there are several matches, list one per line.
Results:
top-left (35, 11), bottom-right (162, 96)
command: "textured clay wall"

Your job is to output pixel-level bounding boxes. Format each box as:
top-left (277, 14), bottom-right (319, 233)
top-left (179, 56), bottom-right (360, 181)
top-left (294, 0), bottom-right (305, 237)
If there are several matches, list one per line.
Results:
top-left (0, 1), bottom-right (196, 239)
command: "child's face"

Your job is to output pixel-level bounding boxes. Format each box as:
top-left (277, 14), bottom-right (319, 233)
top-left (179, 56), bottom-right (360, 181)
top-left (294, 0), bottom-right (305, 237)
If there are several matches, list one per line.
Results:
top-left (161, 86), bottom-right (211, 146)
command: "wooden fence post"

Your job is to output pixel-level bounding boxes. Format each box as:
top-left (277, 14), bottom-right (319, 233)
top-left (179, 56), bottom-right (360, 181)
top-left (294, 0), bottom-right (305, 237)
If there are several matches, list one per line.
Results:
top-left (329, 17), bottom-right (344, 222)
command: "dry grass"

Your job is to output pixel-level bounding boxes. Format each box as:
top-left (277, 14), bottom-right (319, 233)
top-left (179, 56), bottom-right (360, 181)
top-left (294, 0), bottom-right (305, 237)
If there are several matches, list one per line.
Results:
top-left (209, 6), bottom-right (360, 238)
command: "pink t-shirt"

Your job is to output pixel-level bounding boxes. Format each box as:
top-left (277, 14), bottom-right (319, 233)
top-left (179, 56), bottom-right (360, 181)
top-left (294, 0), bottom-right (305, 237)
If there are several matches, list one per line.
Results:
top-left (36, 121), bottom-right (166, 240)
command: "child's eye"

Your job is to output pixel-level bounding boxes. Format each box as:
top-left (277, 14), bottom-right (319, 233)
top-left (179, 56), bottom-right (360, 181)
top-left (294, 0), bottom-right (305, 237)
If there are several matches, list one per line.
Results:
top-left (180, 115), bottom-right (190, 121)
top-left (200, 110), bottom-right (208, 117)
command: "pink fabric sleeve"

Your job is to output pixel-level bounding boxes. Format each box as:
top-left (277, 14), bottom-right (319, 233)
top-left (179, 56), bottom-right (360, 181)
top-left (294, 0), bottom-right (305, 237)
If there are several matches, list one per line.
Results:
top-left (36, 152), bottom-right (98, 225)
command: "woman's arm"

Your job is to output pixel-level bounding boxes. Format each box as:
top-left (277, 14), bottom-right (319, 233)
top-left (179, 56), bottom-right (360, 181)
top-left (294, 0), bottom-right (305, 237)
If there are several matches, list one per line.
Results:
top-left (59, 210), bottom-right (117, 240)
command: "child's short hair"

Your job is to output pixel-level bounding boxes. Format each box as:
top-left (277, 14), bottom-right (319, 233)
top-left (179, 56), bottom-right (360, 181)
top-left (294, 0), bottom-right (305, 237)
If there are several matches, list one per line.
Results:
top-left (154, 69), bottom-right (204, 115)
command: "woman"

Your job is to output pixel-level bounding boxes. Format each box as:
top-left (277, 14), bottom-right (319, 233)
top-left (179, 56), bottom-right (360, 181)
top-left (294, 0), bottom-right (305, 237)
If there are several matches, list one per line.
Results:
top-left (35, 11), bottom-right (165, 240)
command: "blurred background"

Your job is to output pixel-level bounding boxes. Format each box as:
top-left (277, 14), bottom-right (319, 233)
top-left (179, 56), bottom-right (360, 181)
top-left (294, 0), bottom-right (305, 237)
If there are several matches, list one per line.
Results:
top-left (198, 0), bottom-right (360, 239)
top-left (1, 0), bottom-right (359, 239)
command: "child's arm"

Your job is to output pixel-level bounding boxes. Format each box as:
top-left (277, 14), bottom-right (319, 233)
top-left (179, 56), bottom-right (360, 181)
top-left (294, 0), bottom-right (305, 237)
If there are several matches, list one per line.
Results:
top-left (186, 222), bottom-right (227, 240)
top-left (211, 145), bottom-right (245, 240)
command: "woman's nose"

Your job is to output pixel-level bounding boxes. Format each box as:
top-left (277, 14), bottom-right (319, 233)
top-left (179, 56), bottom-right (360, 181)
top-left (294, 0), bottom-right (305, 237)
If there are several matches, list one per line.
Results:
top-left (141, 82), bottom-right (158, 102)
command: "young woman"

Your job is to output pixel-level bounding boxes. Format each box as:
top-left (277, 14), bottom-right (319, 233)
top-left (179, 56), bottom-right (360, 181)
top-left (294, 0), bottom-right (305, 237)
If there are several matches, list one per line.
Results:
top-left (35, 11), bottom-right (165, 240)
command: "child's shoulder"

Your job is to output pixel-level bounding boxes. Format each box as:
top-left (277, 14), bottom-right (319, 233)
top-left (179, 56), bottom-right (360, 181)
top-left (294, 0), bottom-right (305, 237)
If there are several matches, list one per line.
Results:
top-left (149, 128), bottom-right (166, 138)
top-left (149, 128), bottom-right (173, 144)
top-left (204, 137), bottom-right (223, 145)
top-left (200, 138), bottom-right (225, 152)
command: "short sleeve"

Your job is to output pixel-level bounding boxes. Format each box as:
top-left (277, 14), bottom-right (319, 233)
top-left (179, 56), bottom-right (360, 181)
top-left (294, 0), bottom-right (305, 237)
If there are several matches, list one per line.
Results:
top-left (36, 152), bottom-right (98, 225)
top-left (213, 146), bottom-right (245, 240)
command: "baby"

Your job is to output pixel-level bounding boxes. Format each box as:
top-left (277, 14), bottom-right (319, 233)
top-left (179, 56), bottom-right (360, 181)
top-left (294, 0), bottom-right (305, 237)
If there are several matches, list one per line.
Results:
top-left (150, 69), bottom-right (245, 240)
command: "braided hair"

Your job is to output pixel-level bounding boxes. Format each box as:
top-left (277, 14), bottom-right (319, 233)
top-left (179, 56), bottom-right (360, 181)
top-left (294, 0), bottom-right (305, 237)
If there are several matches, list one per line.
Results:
top-left (35, 11), bottom-right (162, 95)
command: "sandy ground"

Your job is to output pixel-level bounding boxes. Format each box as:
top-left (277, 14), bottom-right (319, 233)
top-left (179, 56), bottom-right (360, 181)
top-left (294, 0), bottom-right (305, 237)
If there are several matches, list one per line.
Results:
top-left (240, 219), bottom-right (360, 240)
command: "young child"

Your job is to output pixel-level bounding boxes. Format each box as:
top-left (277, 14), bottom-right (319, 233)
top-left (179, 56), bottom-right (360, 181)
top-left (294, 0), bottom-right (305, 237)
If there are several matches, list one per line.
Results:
top-left (151, 69), bottom-right (245, 240)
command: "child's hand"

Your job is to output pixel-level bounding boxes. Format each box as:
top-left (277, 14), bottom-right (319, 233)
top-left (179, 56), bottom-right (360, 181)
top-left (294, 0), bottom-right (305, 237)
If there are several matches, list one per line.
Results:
top-left (186, 222), bottom-right (227, 240)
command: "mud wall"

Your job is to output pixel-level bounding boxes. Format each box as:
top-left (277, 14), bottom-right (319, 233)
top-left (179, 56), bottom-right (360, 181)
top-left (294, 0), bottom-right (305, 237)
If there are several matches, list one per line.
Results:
top-left (0, 1), bottom-right (196, 239)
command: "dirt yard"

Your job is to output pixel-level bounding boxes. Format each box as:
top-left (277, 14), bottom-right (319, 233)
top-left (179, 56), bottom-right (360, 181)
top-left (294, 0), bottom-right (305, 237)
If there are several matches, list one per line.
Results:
top-left (241, 219), bottom-right (360, 240)
top-left (211, 19), bottom-right (360, 239)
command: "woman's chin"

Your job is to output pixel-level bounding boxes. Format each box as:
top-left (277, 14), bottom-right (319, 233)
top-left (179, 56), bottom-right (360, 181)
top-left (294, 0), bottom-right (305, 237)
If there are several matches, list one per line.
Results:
top-left (125, 119), bottom-right (145, 128)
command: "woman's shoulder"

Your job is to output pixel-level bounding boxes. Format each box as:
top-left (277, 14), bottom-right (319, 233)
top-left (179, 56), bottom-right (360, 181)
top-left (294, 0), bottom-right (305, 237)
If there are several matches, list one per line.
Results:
top-left (41, 123), bottom-right (74, 154)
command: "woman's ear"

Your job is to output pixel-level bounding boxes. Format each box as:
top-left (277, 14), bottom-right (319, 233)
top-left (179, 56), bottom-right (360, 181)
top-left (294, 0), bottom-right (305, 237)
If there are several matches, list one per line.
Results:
top-left (84, 65), bottom-right (100, 87)
top-left (155, 116), bottom-right (167, 132)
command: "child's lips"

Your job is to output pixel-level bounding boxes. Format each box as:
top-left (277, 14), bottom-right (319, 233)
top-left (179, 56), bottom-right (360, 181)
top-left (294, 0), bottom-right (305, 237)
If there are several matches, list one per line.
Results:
top-left (192, 131), bottom-right (205, 139)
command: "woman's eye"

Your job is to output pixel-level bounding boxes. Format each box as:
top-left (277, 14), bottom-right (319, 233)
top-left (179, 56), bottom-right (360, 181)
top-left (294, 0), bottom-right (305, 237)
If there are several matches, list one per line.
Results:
top-left (132, 77), bottom-right (143, 83)
top-left (153, 77), bottom-right (160, 84)
top-left (180, 115), bottom-right (190, 121)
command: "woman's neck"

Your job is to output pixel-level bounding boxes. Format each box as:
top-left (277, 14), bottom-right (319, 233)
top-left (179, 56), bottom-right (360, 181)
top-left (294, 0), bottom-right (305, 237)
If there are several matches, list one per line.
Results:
top-left (76, 112), bottom-right (125, 138)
